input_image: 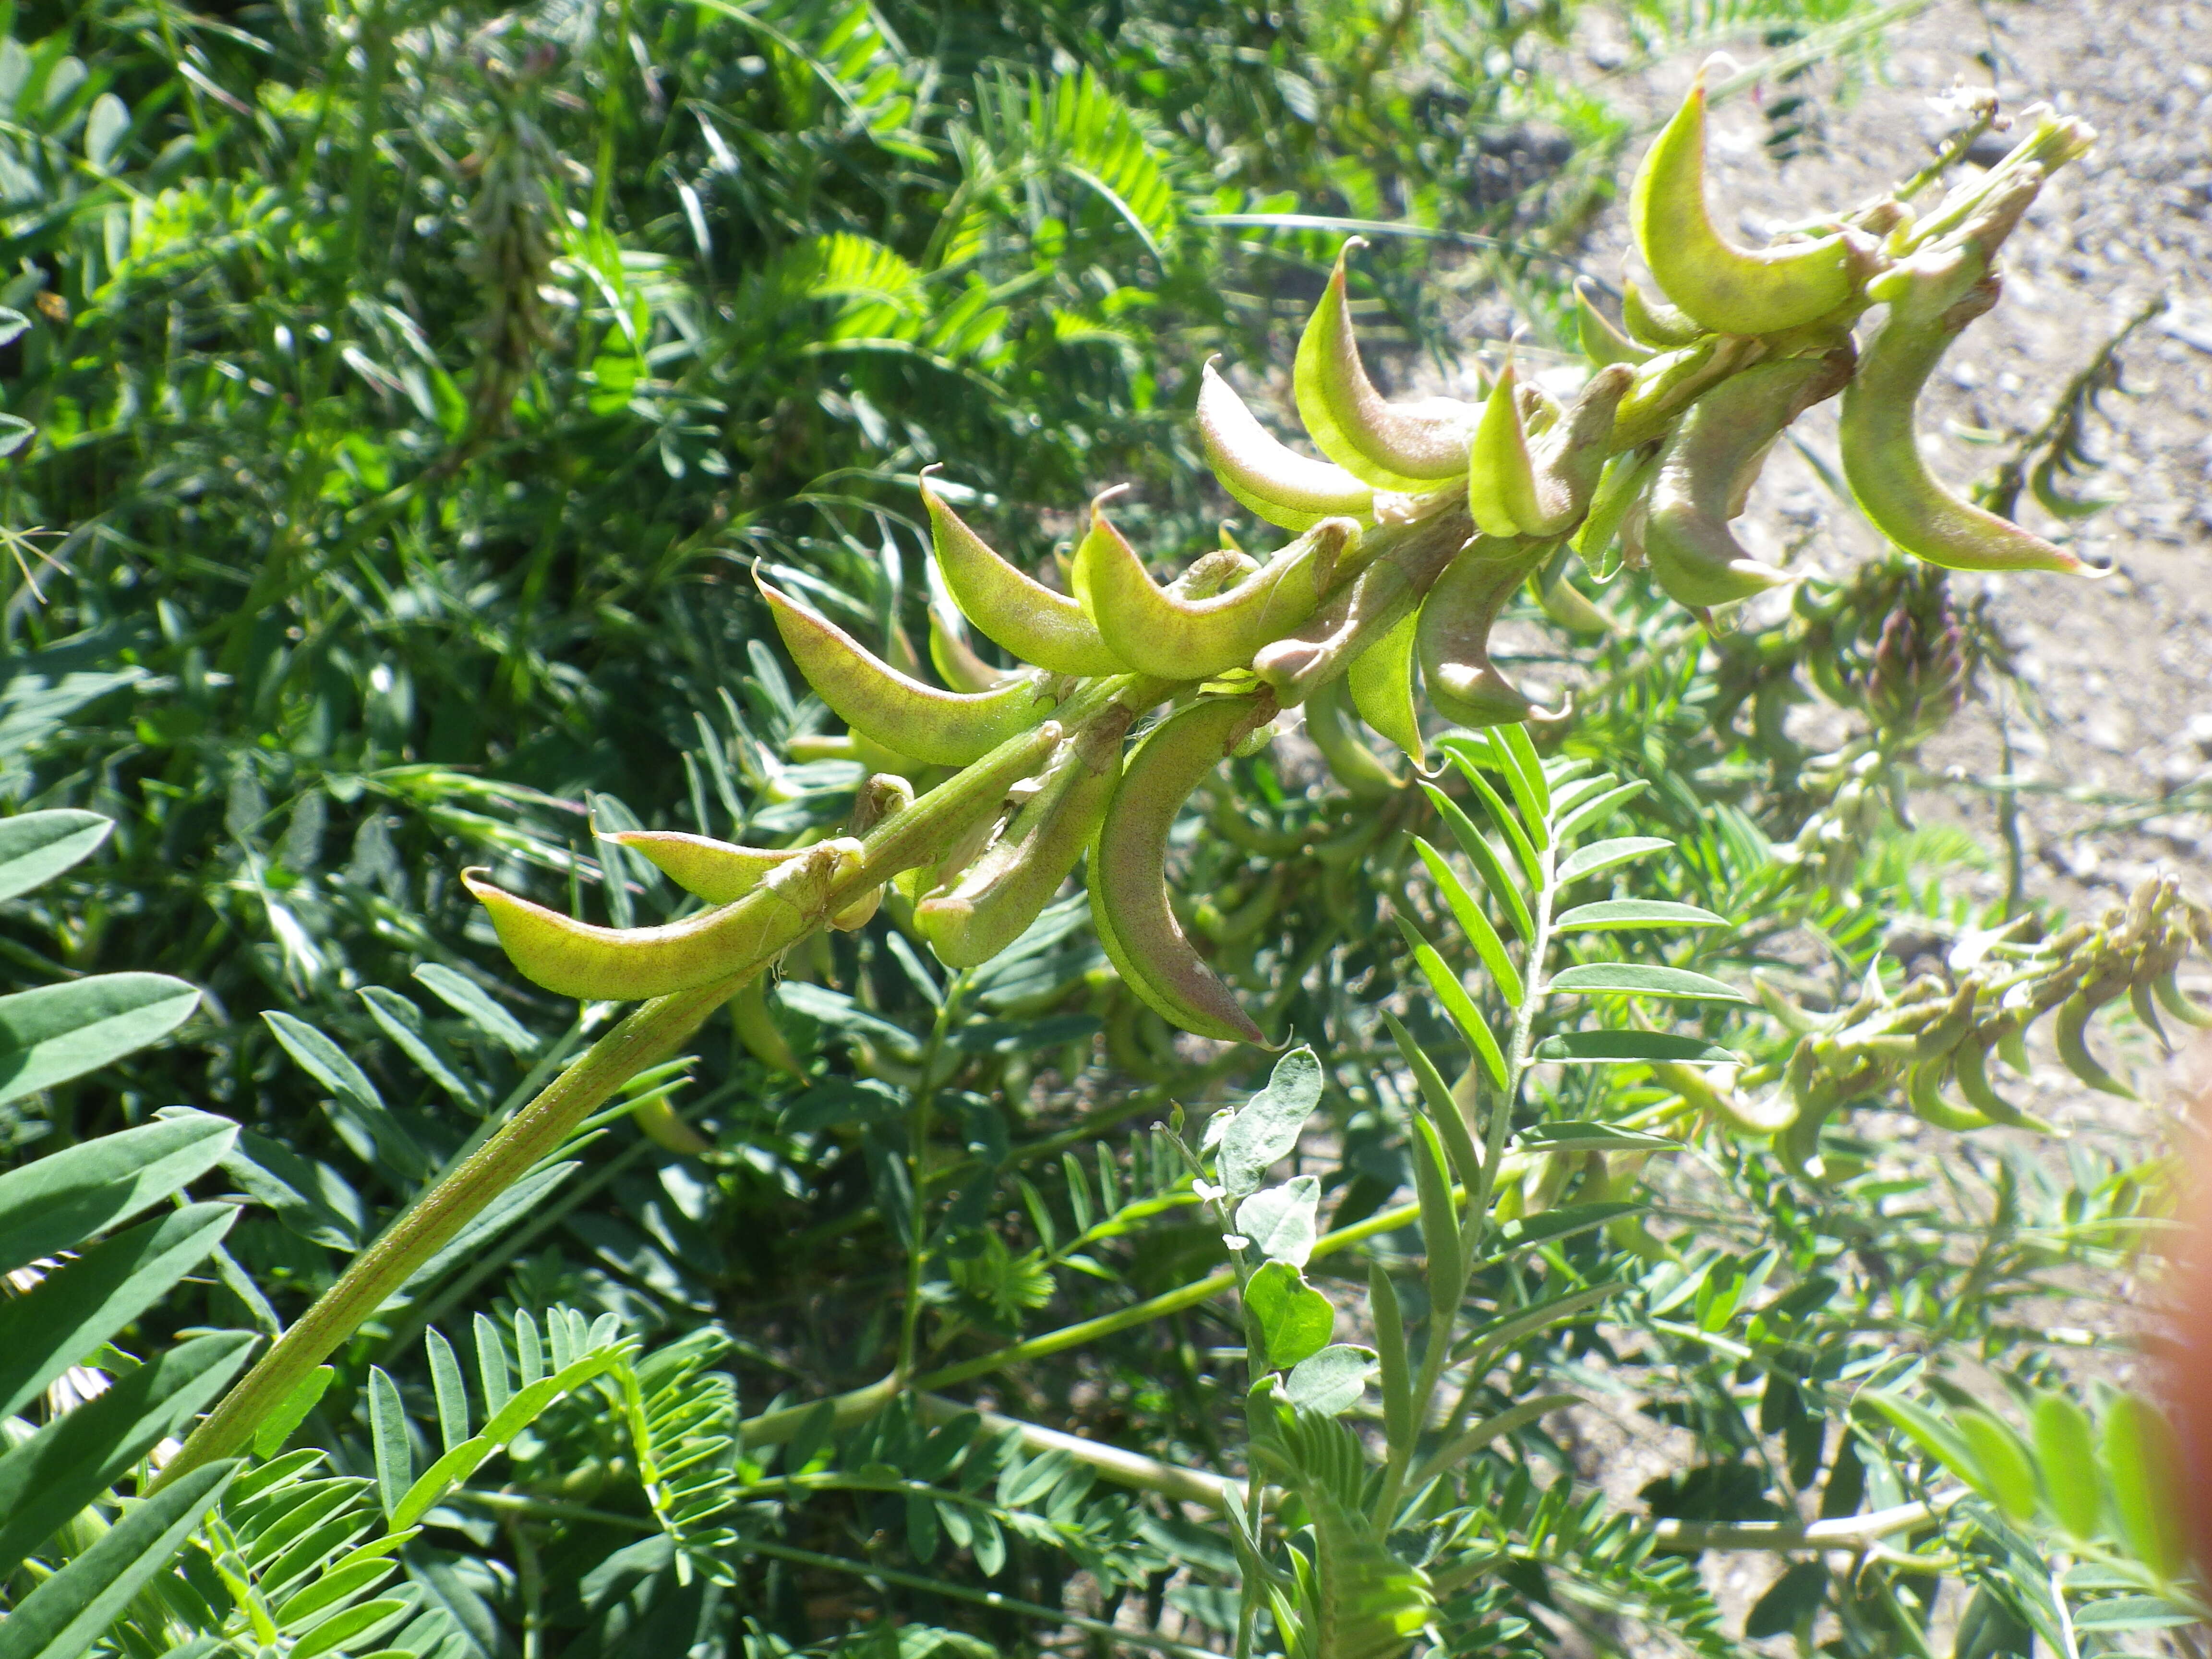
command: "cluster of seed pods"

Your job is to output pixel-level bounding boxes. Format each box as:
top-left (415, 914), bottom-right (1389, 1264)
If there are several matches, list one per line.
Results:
top-left (465, 73), bottom-right (2110, 1045)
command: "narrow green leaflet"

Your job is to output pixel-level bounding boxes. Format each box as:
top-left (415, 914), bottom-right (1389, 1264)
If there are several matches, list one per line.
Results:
top-left (2104, 1394), bottom-right (2189, 1583)
top-left (1489, 1202), bottom-right (1642, 1257)
top-left (1395, 919), bottom-right (1507, 1089)
top-left (0, 809), bottom-right (111, 905)
top-left (0, 1460), bottom-right (238, 1659)
top-left (1285, 1345), bottom-right (1379, 1416)
top-left (1412, 837), bottom-right (1523, 1004)
top-left (1555, 837), bottom-right (1673, 886)
top-left (0, 974), bottom-right (200, 1108)
top-left (1419, 783), bottom-right (1534, 940)
top-left (1554, 781), bottom-right (1650, 841)
top-left (1547, 964), bottom-right (1749, 1003)
top-left (369, 1366), bottom-right (413, 1519)
top-left (1442, 749), bottom-right (1543, 882)
top-left (1552, 900), bottom-right (1727, 933)
top-left (1532, 1031), bottom-right (1740, 1065)
top-left (0, 1110), bottom-right (236, 1275)
top-left (413, 962), bottom-right (540, 1054)
top-left (1955, 1410), bottom-right (2038, 1522)
top-left (1245, 1261), bottom-right (1334, 1370)
top-left (2033, 1391), bottom-right (2103, 1540)
top-left (1513, 1121), bottom-right (1686, 1154)
top-left (255, 1365), bottom-right (337, 1459)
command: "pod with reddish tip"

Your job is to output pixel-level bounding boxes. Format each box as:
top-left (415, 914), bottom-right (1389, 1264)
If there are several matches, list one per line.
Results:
top-left (1467, 362), bottom-right (1634, 539)
top-left (1072, 499), bottom-right (1357, 683)
top-left (1416, 538), bottom-right (1549, 729)
top-left (921, 480), bottom-right (1129, 677)
top-left (465, 838), bottom-right (863, 1002)
top-left (1197, 360), bottom-right (1376, 531)
top-left (918, 709), bottom-right (1131, 969)
top-left (1089, 696), bottom-right (1272, 1045)
top-left (1643, 354), bottom-right (1849, 608)
top-left (760, 577), bottom-right (1059, 767)
top-left (1629, 69), bottom-right (1860, 336)
top-left (1293, 241), bottom-right (1480, 490)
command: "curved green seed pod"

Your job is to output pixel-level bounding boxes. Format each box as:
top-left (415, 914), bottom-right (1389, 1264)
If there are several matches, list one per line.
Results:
top-left (1643, 354), bottom-right (1850, 608)
top-left (1661, 1061), bottom-right (1798, 1138)
top-left (464, 838), bottom-right (863, 1001)
top-left (1630, 69), bottom-right (1860, 336)
top-left (2128, 981), bottom-right (2173, 1057)
top-left (760, 578), bottom-right (1059, 767)
top-left (1293, 240), bottom-right (1480, 489)
top-left (1197, 360), bottom-right (1376, 531)
top-left (1532, 544), bottom-right (1611, 635)
top-left (1164, 545), bottom-right (1261, 601)
top-left (1621, 280), bottom-right (1704, 349)
top-left (927, 604), bottom-right (1006, 693)
top-left (917, 708), bottom-right (1131, 969)
top-left (1303, 676), bottom-right (1401, 800)
top-left (1346, 604), bottom-right (1425, 765)
top-left (1609, 333), bottom-right (1764, 453)
top-left (596, 831), bottom-right (809, 905)
top-left (921, 479), bottom-right (1129, 677)
top-left (1576, 279), bottom-right (1654, 366)
top-left (1954, 1037), bottom-right (2059, 1132)
top-left (2152, 968), bottom-right (2212, 1029)
top-left (1908, 1059), bottom-right (1993, 1132)
top-left (1089, 695), bottom-right (1273, 1045)
top-left (1573, 448), bottom-right (1659, 577)
top-left (1839, 171), bottom-right (2091, 575)
top-left (1250, 500), bottom-right (1468, 704)
top-left (2055, 990), bottom-right (2136, 1100)
top-left (731, 977), bottom-right (805, 1076)
top-left (1467, 363), bottom-right (1635, 539)
top-left (1911, 981), bottom-right (1977, 1061)
top-left (1073, 498), bottom-right (1357, 682)
top-left (1416, 538), bottom-right (1549, 729)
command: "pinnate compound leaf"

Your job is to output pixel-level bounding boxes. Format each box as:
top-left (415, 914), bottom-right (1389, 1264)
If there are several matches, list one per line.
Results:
top-left (1397, 918), bottom-right (1507, 1089)
top-left (1412, 836), bottom-right (1522, 1003)
top-left (1245, 1260), bottom-right (1334, 1370)
top-left (1221, 1046), bottom-right (1323, 1199)
top-left (1286, 1344), bottom-right (1378, 1416)
top-left (1547, 963), bottom-right (1748, 1003)
top-left (1556, 837), bottom-right (1672, 885)
top-left (0, 809), bottom-right (110, 904)
top-left (1236, 1176), bottom-right (1321, 1267)
top-left (1533, 1030), bottom-right (1740, 1065)
top-left (0, 974), bottom-right (200, 1107)
top-left (0, 1110), bottom-right (236, 1275)
top-left (0, 1460), bottom-right (238, 1659)
top-left (1419, 783), bottom-right (1533, 941)
top-left (1554, 780), bottom-right (1650, 841)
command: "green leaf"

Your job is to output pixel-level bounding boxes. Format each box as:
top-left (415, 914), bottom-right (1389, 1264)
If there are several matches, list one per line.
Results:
top-left (413, 962), bottom-right (540, 1054)
top-left (361, 987), bottom-right (483, 1110)
top-left (0, 974), bottom-right (200, 1107)
top-left (264, 1010), bottom-right (387, 1115)
top-left (2104, 1394), bottom-right (2188, 1582)
top-left (254, 1365), bottom-right (336, 1460)
top-left (1864, 1393), bottom-right (1980, 1490)
top-left (1235, 1176), bottom-right (1321, 1267)
top-left (221, 1128), bottom-right (363, 1252)
top-left (1554, 781), bottom-right (1650, 842)
top-left (1532, 1031), bottom-right (1740, 1065)
top-left (1245, 1260), bottom-right (1334, 1370)
top-left (1409, 1112), bottom-right (1464, 1307)
top-left (1553, 900), bottom-right (1727, 933)
top-left (1745, 1560), bottom-right (1827, 1640)
top-left (427, 1328), bottom-right (471, 1452)
top-left (0, 809), bottom-right (110, 904)
top-left (272, 1558), bottom-right (401, 1630)
top-left (2033, 1392), bottom-right (2103, 1541)
top-left (2070, 1596), bottom-right (2204, 1632)
top-left (1396, 918), bottom-right (1507, 1089)
top-left (0, 1110), bottom-right (236, 1275)
top-left (368, 1366), bottom-right (412, 1519)
top-left (1419, 783), bottom-right (1534, 940)
top-left (1285, 1345), bottom-right (1378, 1416)
top-left (0, 1460), bottom-right (238, 1659)
top-left (1546, 964), bottom-right (1749, 1004)
top-left (1956, 1410), bottom-right (2039, 1522)
top-left (1220, 1046), bottom-right (1323, 1201)
top-left (0, 1330), bottom-right (253, 1580)
top-left (1555, 837), bottom-right (1672, 885)
top-left (1442, 749), bottom-right (1543, 883)
top-left (1455, 1283), bottom-right (1629, 1361)
top-left (1490, 1202), bottom-right (1641, 1256)
top-left (1513, 1120), bottom-right (1685, 1154)
top-left (1411, 836), bottom-right (1523, 1004)
top-left (0, 1203), bottom-right (236, 1417)
top-left (1382, 1012), bottom-right (1485, 1195)
top-left (1496, 722), bottom-right (1551, 812)
top-left (288, 1596), bottom-right (414, 1659)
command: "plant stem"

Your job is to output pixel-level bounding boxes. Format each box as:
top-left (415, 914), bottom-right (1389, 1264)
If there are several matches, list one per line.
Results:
top-left (152, 971), bottom-right (751, 1488)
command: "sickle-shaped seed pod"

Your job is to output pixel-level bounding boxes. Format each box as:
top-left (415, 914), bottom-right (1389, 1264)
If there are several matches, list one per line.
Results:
top-left (464, 838), bottom-right (863, 1002)
top-left (1250, 500), bottom-right (1467, 704)
top-left (1467, 363), bottom-right (1636, 539)
top-left (920, 478), bottom-right (1129, 677)
top-left (1162, 545), bottom-right (1261, 601)
top-left (1303, 675), bottom-right (1401, 800)
top-left (1575, 280), bottom-right (1653, 367)
top-left (1531, 544), bottom-right (1612, 634)
top-left (1608, 333), bottom-right (1764, 453)
top-left (927, 602), bottom-right (1008, 693)
top-left (2154, 969), bottom-right (2212, 1029)
top-left (1416, 538), bottom-right (1550, 728)
top-left (1838, 178), bottom-right (2094, 577)
top-left (1293, 240), bottom-right (1480, 489)
top-left (1072, 497), bottom-right (1357, 682)
top-left (1089, 695), bottom-right (1273, 1045)
top-left (1573, 448), bottom-right (1659, 574)
top-left (759, 577), bottom-right (1059, 767)
top-left (2055, 987), bottom-right (2136, 1099)
top-left (1643, 353), bottom-right (1851, 607)
top-left (917, 708), bottom-right (1132, 968)
top-left (1953, 1035), bottom-right (2059, 1132)
top-left (1907, 1059), bottom-right (1994, 1131)
top-left (1911, 981), bottom-right (1978, 1061)
top-left (1197, 360), bottom-right (1376, 531)
top-left (1630, 67), bottom-right (1861, 336)
top-left (595, 831), bottom-right (812, 905)
top-left (1620, 280), bottom-right (1704, 349)
top-left (1346, 605), bottom-right (1425, 765)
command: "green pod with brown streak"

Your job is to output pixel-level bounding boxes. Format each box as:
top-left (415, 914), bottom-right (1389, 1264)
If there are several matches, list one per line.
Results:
top-left (1467, 363), bottom-right (1635, 539)
top-left (759, 577), bottom-right (1060, 767)
top-left (596, 830), bottom-right (811, 905)
top-left (921, 479), bottom-right (1130, 677)
top-left (1630, 68), bottom-right (1863, 336)
top-left (1293, 240), bottom-right (1480, 490)
top-left (1088, 695), bottom-right (1273, 1045)
top-left (465, 838), bottom-right (864, 1002)
top-left (1303, 675), bottom-right (1401, 800)
top-left (1073, 497), bottom-right (1358, 683)
top-left (1416, 538), bottom-right (1550, 729)
top-left (1250, 499), bottom-right (1468, 704)
top-left (1621, 279), bottom-right (1704, 349)
top-left (1839, 173), bottom-right (2094, 576)
top-left (1642, 354), bottom-right (1851, 608)
top-left (917, 708), bottom-right (1132, 969)
top-left (1608, 334), bottom-right (1764, 454)
top-left (1575, 279), bottom-right (1654, 367)
top-left (1197, 359), bottom-right (1376, 531)
top-left (2056, 987), bottom-right (2136, 1100)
